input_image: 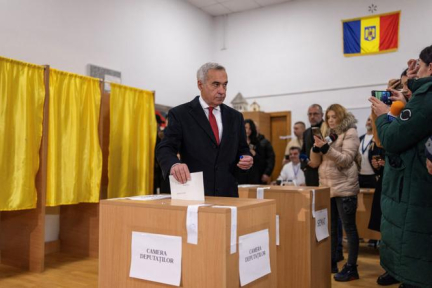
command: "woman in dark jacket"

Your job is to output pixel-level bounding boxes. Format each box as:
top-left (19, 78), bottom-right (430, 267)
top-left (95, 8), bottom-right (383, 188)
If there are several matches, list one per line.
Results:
top-left (237, 119), bottom-right (265, 184)
top-left (370, 45), bottom-right (432, 288)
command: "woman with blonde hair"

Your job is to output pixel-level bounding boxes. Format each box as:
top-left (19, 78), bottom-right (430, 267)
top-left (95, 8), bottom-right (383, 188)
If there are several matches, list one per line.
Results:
top-left (309, 104), bottom-right (360, 282)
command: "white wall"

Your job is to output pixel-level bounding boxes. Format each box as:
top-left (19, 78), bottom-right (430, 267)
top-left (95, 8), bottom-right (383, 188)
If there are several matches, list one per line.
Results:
top-left (2, 0), bottom-right (430, 131)
top-left (0, 0), bottom-right (214, 107)
top-left (214, 0), bottom-right (432, 133)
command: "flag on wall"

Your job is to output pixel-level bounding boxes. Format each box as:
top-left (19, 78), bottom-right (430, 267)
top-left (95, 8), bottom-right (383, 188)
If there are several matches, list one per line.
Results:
top-left (343, 11), bottom-right (400, 56)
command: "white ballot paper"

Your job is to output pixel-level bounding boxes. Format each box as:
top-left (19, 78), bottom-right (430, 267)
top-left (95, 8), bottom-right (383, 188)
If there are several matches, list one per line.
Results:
top-left (315, 208), bottom-right (329, 242)
top-left (129, 232), bottom-right (182, 286)
top-left (170, 172), bottom-right (205, 201)
top-left (239, 229), bottom-right (271, 286)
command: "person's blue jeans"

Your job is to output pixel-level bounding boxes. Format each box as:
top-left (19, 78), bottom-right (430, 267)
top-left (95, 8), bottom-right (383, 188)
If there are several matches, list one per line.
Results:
top-left (331, 196), bottom-right (359, 265)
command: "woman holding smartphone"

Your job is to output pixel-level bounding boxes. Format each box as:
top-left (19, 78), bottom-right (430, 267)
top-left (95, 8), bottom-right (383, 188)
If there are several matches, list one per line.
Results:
top-left (308, 104), bottom-right (361, 282)
top-left (370, 45), bottom-right (432, 288)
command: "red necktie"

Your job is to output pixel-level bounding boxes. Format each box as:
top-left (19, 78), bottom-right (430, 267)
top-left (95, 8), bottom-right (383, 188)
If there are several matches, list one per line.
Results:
top-left (208, 107), bottom-right (220, 144)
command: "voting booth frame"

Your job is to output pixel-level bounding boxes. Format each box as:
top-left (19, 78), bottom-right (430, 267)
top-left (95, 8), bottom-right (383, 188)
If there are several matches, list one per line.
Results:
top-left (239, 186), bottom-right (331, 288)
top-left (0, 69), bottom-right (145, 272)
top-left (99, 197), bottom-right (278, 288)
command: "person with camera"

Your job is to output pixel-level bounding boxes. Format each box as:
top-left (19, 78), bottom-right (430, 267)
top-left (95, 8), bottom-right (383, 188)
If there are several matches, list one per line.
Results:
top-left (276, 146), bottom-right (305, 186)
top-left (302, 104), bottom-right (326, 186)
top-left (370, 69), bottom-right (415, 286)
top-left (370, 45), bottom-right (432, 288)
top-left (308, 104), bottom-right (360, 282)
top-left (283, 121), bottom-right (306, 166)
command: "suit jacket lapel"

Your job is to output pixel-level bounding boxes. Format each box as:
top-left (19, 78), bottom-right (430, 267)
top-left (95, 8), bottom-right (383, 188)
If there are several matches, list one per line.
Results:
top-left (188, 96), bottom-right (217, 145)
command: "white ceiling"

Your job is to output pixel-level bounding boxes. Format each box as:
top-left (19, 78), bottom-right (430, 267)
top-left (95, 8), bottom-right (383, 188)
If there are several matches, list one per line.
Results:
top-left (186, 0), bottom-right (293, 16)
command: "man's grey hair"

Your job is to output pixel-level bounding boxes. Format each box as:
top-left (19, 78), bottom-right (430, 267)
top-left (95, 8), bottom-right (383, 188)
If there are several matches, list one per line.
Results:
top-left (197, 62), bottom-right (226, 83)
top-left (308, 104), bottom-right (323, 114)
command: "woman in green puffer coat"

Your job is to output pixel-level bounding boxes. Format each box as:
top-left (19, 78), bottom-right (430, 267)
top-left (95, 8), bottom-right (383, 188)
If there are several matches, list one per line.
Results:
top-left (370, 45), bottom-right (432, 288)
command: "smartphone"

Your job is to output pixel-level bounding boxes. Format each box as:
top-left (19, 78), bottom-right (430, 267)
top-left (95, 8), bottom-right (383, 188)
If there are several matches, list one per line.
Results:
top-left (372, 90), bottom-right (393, 105)
top-left (284, 155), bottom-right (290, 160)
top-left (312, 127), bottom-right (323, 139)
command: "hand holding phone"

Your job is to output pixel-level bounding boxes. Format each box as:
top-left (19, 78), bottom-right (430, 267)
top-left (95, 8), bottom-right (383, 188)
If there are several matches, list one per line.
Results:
top-left (372, 90), bottom-right (393, 105)
top-left (369, 96), bottom-right (390, 117)
top-left (312, 127), bottom-right (323, 139)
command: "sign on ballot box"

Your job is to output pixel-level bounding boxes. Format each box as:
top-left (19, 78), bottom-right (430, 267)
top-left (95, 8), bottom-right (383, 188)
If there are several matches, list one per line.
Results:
top-left (239, 229), bottom-right (271, 286)
top-left (129, 232), bottom-right (182, 286)
top-left (314, 209), bottom-right (329, 242)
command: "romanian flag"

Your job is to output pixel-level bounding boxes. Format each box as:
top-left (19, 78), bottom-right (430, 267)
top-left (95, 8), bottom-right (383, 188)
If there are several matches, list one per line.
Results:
top-left (343, 11), bottom-right (400, 56)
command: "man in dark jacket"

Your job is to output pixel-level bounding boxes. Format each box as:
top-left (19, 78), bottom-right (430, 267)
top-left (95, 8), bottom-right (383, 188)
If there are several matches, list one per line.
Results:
top-left (302, 104), bottom-right (324, 186)
top-left (156, 62), bottom-right (253, 197)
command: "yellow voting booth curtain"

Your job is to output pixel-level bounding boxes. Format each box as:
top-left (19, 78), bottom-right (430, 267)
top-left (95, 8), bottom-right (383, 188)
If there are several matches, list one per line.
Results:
top-left (108, 84), bottom-right (156, 198)
top-left (46, 69), bottom-right (102, 206)
top-left (0, 57), bottom-right (45, 211)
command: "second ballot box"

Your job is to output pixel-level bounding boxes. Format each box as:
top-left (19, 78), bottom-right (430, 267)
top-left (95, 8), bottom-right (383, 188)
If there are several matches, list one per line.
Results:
top-left (239, 185), bottom-right (331, 288)
top-left (99, 196), bottom-right (277, 288)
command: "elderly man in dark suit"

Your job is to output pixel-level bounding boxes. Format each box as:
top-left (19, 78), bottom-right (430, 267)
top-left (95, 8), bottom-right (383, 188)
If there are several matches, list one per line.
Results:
top-left (156, 63), bottom-right (253, 197)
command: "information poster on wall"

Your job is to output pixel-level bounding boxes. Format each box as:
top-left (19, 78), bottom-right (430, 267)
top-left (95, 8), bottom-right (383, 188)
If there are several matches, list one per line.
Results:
top-left (129, 232), bottom-right (182, 286)
top-left (239, 229), bottom-right (271, 286)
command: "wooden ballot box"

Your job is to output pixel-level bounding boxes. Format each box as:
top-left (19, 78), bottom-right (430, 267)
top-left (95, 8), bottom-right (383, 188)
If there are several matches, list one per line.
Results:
top-left (99, 197), bottom-right (277, 288)
top-left (356, 188), bottom-right (380, 240)
top-left (239, 186), bottom-right (331, 288)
